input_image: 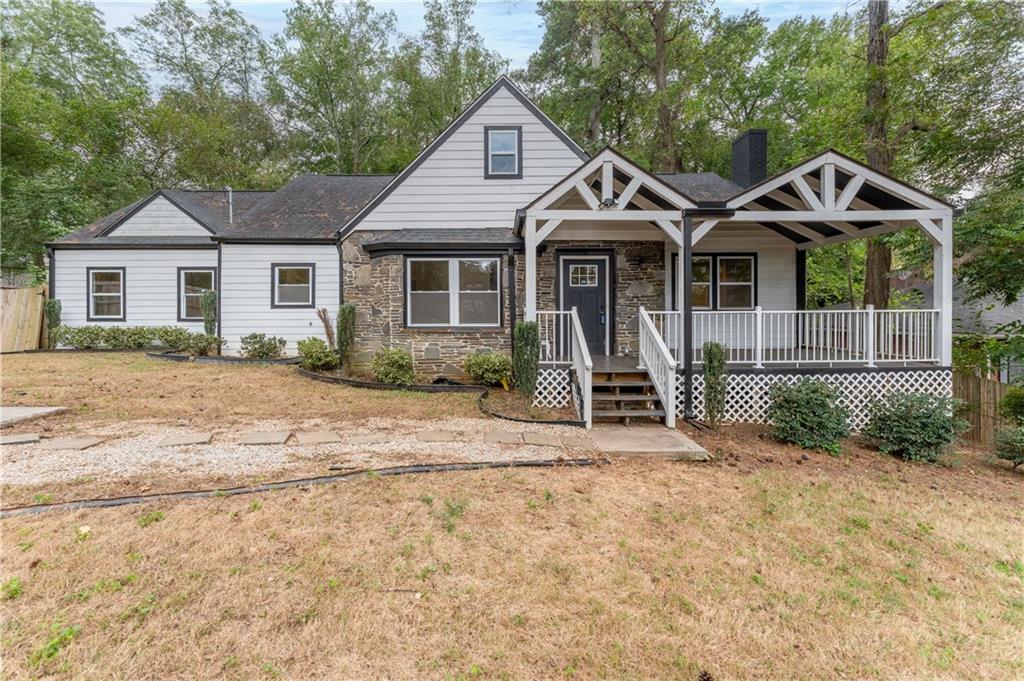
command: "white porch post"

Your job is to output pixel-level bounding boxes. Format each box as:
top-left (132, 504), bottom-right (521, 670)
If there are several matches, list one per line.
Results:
top-left (676, 230), bottom-right (685, 360)
top-left (934, 213), bottom-right (954, 365)
top-left (524, 215), bottom-right (537, 321)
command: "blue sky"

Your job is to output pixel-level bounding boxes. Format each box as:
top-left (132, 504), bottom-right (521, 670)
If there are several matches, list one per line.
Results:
top-left (95, 0), bottom-right (864, 71)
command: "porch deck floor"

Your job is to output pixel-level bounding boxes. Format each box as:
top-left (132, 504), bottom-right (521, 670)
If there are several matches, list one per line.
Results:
top-left (570, 354), bottom-right (939, 372)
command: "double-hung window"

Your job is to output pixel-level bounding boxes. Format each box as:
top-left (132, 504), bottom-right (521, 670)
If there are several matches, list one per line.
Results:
top-left (88, 268), bottom-right (125, 321)
top-left (179, 268), bottom-right (215, 320)
top-left (407, 257), bottom-right (500, 327)
top-left (671, 254), bottom-right (756, 310)
top-left (484, 126), bottom-right (521, 178)
top-left (272, 264), bottom-right (314, 308)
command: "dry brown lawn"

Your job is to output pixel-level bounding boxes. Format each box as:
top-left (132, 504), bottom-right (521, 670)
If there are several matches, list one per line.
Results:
top-left (2, 451), bottom-right (1022, 680)
top-left (1, 352), bottom-right (480, 427)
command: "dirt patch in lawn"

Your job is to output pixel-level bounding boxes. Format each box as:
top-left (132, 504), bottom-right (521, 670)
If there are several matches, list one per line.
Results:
top-left (1, 352), bottom-right (481, 428)
top-left (479, 388), bottom-right (579, 422)
top-left (2, 456), bottom-right (1021, 680)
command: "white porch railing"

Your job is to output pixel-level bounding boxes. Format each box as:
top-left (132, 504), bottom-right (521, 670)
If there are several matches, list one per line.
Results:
top-left (683, 306), bottom-right (939, 367)
top-left (637, 307), bottom-right (676, 427)
top-left (538, 309), bottom-right (593, 427)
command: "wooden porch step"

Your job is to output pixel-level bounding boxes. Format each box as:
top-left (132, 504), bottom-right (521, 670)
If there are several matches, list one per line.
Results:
top-left (591, 380), bottom-right (654, 388)
top-left (593, 409), bottom-right (666, 418)
top-left (591, 393), bottom-right (658, 402)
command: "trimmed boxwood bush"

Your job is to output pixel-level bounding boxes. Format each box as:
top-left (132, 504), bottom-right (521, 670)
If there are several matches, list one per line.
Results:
top-left (863, 393), bottom-right (967, 463)
top-left (240, 333), bottom-right (286, 359)
top-left (995, 426), bottom-right (1024, 469)
top-left (513, 321), bottom-right (539, 396)
top-left (702, 341), bottom-right (728, 431)
top-left (766, 378), bottom-right (850, 454)
top-left (182, 333), bottom-right (222, 357)
top-left (153, 326), bottom-right (191, 350)
top-left (337, 303), bottom-right (356, 366)
top-left (298, 337), bottom-right (339, 372)
top-left (50, 325), bottom-right (212, 352)
top-left (465, 352), bottom-right (513, 388)
top-left (372, 347), bottom-right (415, 386)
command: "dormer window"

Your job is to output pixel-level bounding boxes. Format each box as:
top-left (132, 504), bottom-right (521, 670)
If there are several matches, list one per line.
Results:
top-left (484, 126), bottom-right (521, 179)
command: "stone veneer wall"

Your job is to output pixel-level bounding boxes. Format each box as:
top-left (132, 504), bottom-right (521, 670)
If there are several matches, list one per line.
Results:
top-left (515, 240), bottom-right (666, 356)
top-left (342, 231), bottom-right (514, 380)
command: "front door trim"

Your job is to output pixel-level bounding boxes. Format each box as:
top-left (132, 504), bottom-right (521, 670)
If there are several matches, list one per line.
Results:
top-left (555, 248), bottom-right (616, 355)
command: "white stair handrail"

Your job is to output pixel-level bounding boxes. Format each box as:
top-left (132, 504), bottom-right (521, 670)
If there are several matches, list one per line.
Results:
top-left (638, 306), bottom-right (676, 428)
top-left (568, 307), bottom-right (593, 429)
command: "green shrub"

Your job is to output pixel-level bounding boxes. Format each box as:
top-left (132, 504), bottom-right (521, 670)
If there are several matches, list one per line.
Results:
top-left (372, 347), bottom-right (415, 386)
top-left (464, 351), bottom-right (513, 388)
top-left (863, 393), bottom-right (967, 463)
top-left (994, 426), bottom-right (1024, 469)
top-left (182, 333), bottom-right (222, 357)
top-left (702, 341), bottom-right (728, 431)
top-left (999, 386), bottom-right (1024, 426)
top-left (297, 337), bottom-right (339, 372)
top-left (52, 325), bottom-right (106, 349)
top-left (337, 303), bottom-right (356, 367)
top-left (513, 321), bottom-right (539, 396)
top-left (199, 289), bottom-right (217, 336)
top-left (239, 333), bottom-right (286, 359)
top-left (44, 299), bottom-right (61, 349)
top-left (153, 326), bottom-right (191, 349)
top-left (767, 379), bottom-right (850, 454)
top-left (102, 326), bottom-right (155, 349)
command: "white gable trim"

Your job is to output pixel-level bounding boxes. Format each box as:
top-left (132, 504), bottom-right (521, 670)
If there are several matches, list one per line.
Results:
top-left (99, 191), bottom-right (216, 237)
top-left (337, 76), bottom-right (588, 239)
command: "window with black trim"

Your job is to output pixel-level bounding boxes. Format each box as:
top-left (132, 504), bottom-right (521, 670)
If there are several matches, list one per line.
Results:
top-left (670, 254), bottom-right (756, 311)
top-left (88, 268), bottom-right (125, 320)
top-left (179, 269), bottom-right (215, 320)
top-left (484, 126), bottom-right (521, 178)
top-left (272, 264), bottom-right (314, 307)
top-left (407, 257), bottom-right (500, 327)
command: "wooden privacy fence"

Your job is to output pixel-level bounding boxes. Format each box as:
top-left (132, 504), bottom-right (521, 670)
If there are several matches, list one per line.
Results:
top-left (1, 285), bottom-right (46, 352)
top-left (953, 371), bottom-right (1012, 446)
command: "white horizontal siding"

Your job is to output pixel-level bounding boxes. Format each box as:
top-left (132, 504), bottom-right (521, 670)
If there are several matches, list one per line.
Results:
top-left (357, 87), bottom-right (583, 231)
top-left (53, 248), bottom-right (217, 330)
top-left (108, 195), bottom-right (211, 237)
top-left (219, 244), bottom-right (339, 355)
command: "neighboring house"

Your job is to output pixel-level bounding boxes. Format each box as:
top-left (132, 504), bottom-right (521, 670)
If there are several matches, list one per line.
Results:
top-left (49, 76), bottom-right (956, 429)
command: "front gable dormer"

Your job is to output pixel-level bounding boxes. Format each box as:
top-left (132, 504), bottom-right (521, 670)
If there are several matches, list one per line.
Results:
top-left (341, 77), bottom-right (588, 235)
top-left (100, 191), bottom-right (215, 238)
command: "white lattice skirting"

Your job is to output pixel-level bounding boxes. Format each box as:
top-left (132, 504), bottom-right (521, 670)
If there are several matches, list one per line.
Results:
top-left (533, 368), bottom-right (572, 408)
top-left (678, 368), bottom-right (953, 432)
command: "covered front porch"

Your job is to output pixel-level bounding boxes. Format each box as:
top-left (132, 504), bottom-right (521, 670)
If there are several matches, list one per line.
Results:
top-left (517, 148), bottom-right (954, 429)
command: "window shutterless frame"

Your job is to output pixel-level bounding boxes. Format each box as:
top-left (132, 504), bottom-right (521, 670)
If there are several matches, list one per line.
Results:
top-left (670, 253), bottom-right (758, 311)
top-left (177, 267), bottom-right (216, 322)
top-left (483, 126), bottom-right (522, 179)
top-left (86, 267), bottom-right (126, 321)
top-left (715, 255), bottom-right (756, 310)
top-left (405, 256), bottom-right (502, 328)
top-left (270, 263), bottom-right (315, 308)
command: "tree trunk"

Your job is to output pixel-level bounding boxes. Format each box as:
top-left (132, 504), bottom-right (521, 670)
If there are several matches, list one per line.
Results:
top-left (652, 1), bottom-right (677, 172)
top-left (586, 22), bottom-right (602, 146)
top-left (864, 0), bottom-right (892, 309)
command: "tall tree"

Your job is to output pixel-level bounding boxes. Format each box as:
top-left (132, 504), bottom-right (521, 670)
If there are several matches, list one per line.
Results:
top-left (266, 0), bottom-right (395, 173)
top-left (1, 0), bottom-right (148, 272)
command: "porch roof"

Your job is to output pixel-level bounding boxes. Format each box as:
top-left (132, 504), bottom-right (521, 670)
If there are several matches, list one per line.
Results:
top-left (362, 228), bottom-right (521, 257)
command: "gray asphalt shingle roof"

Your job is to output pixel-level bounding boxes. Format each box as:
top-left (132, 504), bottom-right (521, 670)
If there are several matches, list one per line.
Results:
top-left (363, 228), bottom-right (521, 255)
top-left (655, 172), bottom-right (742, 203)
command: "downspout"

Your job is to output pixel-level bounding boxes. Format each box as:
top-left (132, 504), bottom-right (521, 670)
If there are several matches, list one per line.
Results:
top-left (226, 186), bottom-right (233, 225)
top-left (216, 241), bottom-right (222, 337)
top-left (46, 246), bottom-right (55, 299)
top-left (336, 235), bottom-right (344, 305)
top-left (506, 247), bottom-right (516, 333)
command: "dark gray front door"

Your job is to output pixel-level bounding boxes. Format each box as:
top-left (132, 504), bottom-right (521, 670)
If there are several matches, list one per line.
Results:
top-left (561, 257), bottom-right (609, 355)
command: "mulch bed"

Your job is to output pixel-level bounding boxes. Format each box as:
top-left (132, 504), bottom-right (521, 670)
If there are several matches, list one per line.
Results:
top-left (147, 350), bottom-right (301, 365)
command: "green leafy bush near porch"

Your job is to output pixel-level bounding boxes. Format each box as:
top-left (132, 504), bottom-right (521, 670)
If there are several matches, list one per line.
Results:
top-left (465, 352), bottom-right (513, 388)
top-left (702, 341), bottom-right (728, 431)
top-left (372, 347), bottom-right (415, 386)
top-left (199, 289), bottom-right (217, 336)
top-left (863, 393), bottom-right (967, 463)
top-left (999, 386), bottom-right (1024, 425)
top-left (513, 321), bottom-right (539, 396)
top-left (767, 379), bottom-right (850, 454)
top-left (240, 333), bottom-right (286, 359)
top-left (995, 426), bottom-right (1024, 469)
top-left (337, 303), bottom-right (356, 366)
top-left (298, 337), bottom-right (339, 372)
top-left (182, 333), bottom-right (222, 357)
top-left (153, 326), bottom-right (191, 350)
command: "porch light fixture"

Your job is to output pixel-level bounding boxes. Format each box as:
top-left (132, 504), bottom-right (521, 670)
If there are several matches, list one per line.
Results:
top-left (600, 197), bottom-right (618, 208)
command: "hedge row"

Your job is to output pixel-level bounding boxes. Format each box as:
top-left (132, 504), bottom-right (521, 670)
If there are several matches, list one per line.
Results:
top-left (51, 325), bottom-right (221, 356)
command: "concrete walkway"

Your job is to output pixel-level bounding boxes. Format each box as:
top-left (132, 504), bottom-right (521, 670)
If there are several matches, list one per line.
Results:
top-left (590, 425), bottom-right (709, 460)
top-left (1, 406), bottom-right (68, 428)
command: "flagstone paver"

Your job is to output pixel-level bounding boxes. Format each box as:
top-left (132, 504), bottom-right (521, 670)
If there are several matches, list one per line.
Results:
top-left (39, 437), bottom-right (105, 451)
top-left (590, 425), bottom-right (708, 460)
top-left (417, 430), bottom-right (457, 443)
top-left (158, 433), bottom-right (213, 447)
top-left (239, 431), bottom-right (291, 445)
top-left (523, 431), bottom-right (561, 447)
top-left (483, 431), bottom-right (523, 445)
top-left (559, 434), bottom-right (592, 449)
top-left (1, 406), bottom-right (68, 427)
top-left (295, 431), bottom-right (342, 445)
top-left (349, 434), bottom-right (390, 445)
top-left (1, 433), bottom-right (41, 445)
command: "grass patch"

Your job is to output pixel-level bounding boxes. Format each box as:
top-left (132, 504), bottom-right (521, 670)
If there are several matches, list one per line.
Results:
top-left (137, 510), bottom-right (165, 527)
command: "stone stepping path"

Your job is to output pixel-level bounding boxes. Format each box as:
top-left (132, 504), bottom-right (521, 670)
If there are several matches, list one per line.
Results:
top-left (294, 431), bottom-right (342, 445)
top-left (39, 437), bottom-right (105, 451)
top-left (1, 432), bottom-right (41, 445)
top-left (0, 406), bottom-right (68, 427)
top-left (239, 431), bottom-right (292, 445)
top-left (523, 432), bottom-right (561, 447)
top-left (158, 433), bottom-right (213, 447)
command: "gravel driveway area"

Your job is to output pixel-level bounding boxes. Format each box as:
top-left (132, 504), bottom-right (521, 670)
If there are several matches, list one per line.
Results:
top-left (1, 417), bottom-right (592, 486)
